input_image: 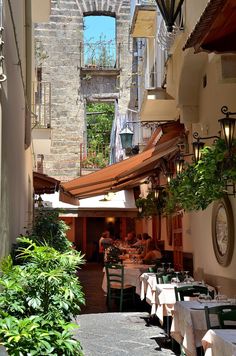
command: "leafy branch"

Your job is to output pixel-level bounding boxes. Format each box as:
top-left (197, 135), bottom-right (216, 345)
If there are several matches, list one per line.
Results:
top-left (135, 191), bottom-right (166, 218)
top-left (165, 139), bottom-right (236, 213)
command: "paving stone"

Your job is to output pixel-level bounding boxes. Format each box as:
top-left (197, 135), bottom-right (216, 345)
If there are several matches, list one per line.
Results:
top-left (76, 263), bottom-right (179, 355)
top-left (75, 313), bottom-right (177, 356)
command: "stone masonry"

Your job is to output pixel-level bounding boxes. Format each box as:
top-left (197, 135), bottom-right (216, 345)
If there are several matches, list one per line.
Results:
top-left (34, 0), bottom-right (133, 181)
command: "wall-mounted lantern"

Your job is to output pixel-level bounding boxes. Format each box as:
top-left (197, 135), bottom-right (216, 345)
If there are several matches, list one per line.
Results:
top-left (218, 106), bottom-right (236, 152)
top-left (119, 124), bottom-right (139, 156)
top-left (192, 106), bottom-right (236, 163)
top-left (175, 156), bottom-right (185, 175)
top-left (155, 0), bottom-right (184, 32)
top-left (119, 124), bottom-right (134, 150)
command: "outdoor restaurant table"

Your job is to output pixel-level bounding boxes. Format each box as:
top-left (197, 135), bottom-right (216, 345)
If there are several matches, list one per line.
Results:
top-left (140, 273), bottom-right (177, 322)
top-left (140, 274), bottom-right (215, 324)
top-left (102, 263), bottom-right (152, 295)
top-left (202, 329), bottom-right (236, 356)
top-left (171, 300), bottom-right (228, 356)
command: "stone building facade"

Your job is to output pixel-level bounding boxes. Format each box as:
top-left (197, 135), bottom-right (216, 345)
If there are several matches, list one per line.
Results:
top-left (34, 0), bottom-right (133, 181)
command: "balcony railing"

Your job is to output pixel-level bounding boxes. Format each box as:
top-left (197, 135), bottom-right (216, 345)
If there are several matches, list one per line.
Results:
top-left (32, 81), bottom-right (51, 128)
top-left (79, 143), bottom-right (110, 170)
top-left (80, 41), bottom-right (120, 70)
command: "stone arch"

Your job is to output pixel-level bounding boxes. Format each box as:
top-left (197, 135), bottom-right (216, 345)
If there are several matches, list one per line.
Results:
top-left (84, 11), bottom-right (116, 18)
top-left (76, 0), bottom-right (126, 17)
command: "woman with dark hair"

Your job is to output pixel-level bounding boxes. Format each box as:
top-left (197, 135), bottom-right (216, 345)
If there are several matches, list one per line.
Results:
top-left (143, 239), bottom-right (162, 263)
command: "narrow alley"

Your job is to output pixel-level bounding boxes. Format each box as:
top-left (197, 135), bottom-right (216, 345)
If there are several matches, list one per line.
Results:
top-left (76, 263), bottom-right (177, 356)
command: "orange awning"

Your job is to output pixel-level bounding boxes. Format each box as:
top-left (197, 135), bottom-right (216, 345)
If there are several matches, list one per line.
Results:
top-left (60, 122), bottom-right (185, 204)
top-left (183, 0), bottom-right (236, 53)
top-left (33, 172), bottom-right (60, 195)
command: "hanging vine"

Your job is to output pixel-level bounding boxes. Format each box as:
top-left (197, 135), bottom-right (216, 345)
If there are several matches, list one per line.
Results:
top-left (135, 139), bottom-right (236, 217)
top-left (165, 139), bottom-right (236, 213)
top-left (135, 190), bottom-right (167, 218)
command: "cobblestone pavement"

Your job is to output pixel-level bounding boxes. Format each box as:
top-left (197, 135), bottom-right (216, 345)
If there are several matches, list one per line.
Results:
top-left (76, 264), bottom-right (179, 355)
top-left (75, 312), bottom-right (177, 356)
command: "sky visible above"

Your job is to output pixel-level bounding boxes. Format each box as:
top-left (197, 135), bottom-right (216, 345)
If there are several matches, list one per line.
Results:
top-left (84, 16), bottom-right (116, 42)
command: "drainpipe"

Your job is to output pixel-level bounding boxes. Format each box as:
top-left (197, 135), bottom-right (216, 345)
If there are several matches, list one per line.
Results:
top-left (25, 0), bottom-right (32, 149)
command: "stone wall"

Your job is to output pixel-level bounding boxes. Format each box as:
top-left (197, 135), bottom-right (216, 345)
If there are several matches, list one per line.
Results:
top-left (34, 0), bottom-right (132, 181)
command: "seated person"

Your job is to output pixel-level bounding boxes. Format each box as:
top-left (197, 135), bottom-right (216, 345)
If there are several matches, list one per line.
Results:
top-left (99, 230), bottom-right (113, 252)
top-left (132, 233), bottom-right (144, 247)
top-left (133, 232), bottom-right (151, 254)
top-left (124, 232), bottom-right (137, 246)
top-left (143, 239), bottom-right (162, 263)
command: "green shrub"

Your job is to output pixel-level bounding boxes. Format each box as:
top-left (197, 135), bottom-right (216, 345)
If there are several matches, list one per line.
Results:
top-left (0, 238), bottom-right (85, 355)
top-left (0, 316), bottom-right (83, 355)
top-left (30, 210), bottom-right (72, 252)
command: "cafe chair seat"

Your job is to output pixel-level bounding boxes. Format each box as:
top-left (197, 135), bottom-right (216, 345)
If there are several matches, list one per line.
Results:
top-left (105, 263), bottom-right (135, 312)
top-left (110, 282), bottom-right (133, 289)
top-left (204, 305), bottom-right (236, 329)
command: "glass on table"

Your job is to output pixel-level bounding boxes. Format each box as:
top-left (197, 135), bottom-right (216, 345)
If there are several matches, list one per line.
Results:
top-left (161, 263), bottom-right (166, 272)
top-left (215, 285), bottom-right (222, 301)
top-left (198, 293), bottom-right (212, 302)
top-left (184, 271), bottom-right (190, 282)
top-left (215, 285), bottom-right (227, 302)
top-left (175, 271), bottom-right (181, 283)
top-left (229, 296), bottom-right (236, 305)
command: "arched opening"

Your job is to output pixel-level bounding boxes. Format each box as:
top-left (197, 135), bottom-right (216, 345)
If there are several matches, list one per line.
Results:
top-left (83, 15), bottom-right (117, 69)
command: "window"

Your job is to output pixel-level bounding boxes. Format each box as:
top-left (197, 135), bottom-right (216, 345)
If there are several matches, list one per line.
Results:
top-left (83, 15), bottom-right (116, 68)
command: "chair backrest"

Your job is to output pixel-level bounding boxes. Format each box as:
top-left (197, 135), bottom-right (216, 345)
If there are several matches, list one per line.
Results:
top-left (148, 266), bottom-right (157, 273)
top-left (162, 273), bottom-right (175, 284)
top-left (204, 305), bottom-right (236, 329)
top-left (155, 272), bottom-right (164, 284)
top-left (105, 263), bottom-right (124, 290)
top-left (174, 285), bottom-right (208, 301)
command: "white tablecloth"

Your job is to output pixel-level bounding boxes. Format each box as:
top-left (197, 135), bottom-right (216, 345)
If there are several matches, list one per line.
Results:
top-left (202, 329), bottom-right (236, 356)
top-left (140, 273), bottom-right (215, 324)
top-left (102, 264), bottom-right (151, 295)
top-left (140, 275), bottom-right (177, 321)
top-left (171, 301), bottom-right (229, 356)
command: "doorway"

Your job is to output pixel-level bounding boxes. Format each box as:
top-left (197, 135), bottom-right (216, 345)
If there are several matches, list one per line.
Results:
top-left (86, 217), bottom-right (121, 261)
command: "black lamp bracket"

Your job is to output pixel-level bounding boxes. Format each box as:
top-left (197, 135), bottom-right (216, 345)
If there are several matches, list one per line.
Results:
top-left (192, 132), bottom-right (220, 143)
top-left (221, 105), bottom-right (236, 117)
top-left (175, 150), bottom-right (194, 165)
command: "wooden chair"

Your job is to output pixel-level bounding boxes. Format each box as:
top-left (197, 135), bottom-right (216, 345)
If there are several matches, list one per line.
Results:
top-left (204, 305), bottom-right (236, 329)
top-left (105, 263), bottom-right (135, 312)
top-left (174, 285), bottom-right (208, 301)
